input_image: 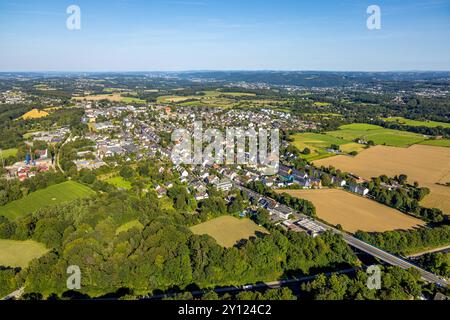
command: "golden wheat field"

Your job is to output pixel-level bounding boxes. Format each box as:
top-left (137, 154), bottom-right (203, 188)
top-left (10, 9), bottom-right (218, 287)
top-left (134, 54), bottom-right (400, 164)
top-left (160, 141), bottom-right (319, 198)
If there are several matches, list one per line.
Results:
top-left (278, 189), bottom-right (425, 233)
top-left (20, 108), bottom-right (49, 119)
top-left (190, 216), bottom-right (268, 247)
top-left (314, 145), bottom-right (450, 214)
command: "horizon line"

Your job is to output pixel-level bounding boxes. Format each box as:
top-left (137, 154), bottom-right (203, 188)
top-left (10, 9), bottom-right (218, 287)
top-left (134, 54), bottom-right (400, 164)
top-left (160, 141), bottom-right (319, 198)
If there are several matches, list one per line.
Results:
top-left (1, 69), bottom-right (450, 74)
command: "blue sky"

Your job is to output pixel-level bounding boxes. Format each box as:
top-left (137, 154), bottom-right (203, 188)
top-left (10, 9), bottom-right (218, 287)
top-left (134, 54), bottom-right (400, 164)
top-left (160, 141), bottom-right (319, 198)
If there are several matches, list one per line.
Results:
top-left (0, 0), bottom-right (449, 71)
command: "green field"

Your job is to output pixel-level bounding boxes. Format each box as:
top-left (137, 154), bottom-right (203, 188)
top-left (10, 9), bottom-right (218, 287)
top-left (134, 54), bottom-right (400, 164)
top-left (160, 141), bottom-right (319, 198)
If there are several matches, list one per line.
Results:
top-left (302, 113), bottom-right (342, 117)
top-left (157, 90), bottom-right (257, 108)
top-left (339, 123), bottom-right (383, 130)
top-left (291, 132), bottom-right (365, 161)
top-left (115, 219), bottom-right (144, 235)
top-left (120, 96), bottom-right (146, 104)
top-left (190, 216), bottom-right (268, 248)
top-left (0, 181), bottom-right (95, 220)
top-left (327, 123), bottom-right (427, 147)
top-left (384, 117), bottom-right (450, 128)
top-left (419, 139), bottom-right (450, 147)
top-left (313, 102), bottom-right (332, 107)
top-left (338, 142), bottom-right (367, 154)
top-left (0, 148), bottom-right (18, 158)
top-left (0, 240), bottom-right (49, 268)
top-left (105, 176), bottom-right (132, 190)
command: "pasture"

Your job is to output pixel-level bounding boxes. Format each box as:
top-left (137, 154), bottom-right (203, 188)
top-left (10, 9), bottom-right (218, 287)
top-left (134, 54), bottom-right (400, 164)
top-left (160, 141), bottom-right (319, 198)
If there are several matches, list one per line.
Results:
top-left (291, 132), bottom-right (366, 161)
top-left (327, 123), bottom-right (426, 147)
top-left (278, 189), bottom-right (424, 233)
top-left (0, 181), bottom-right (96, 220)
top-left (314, 144), bottom-right (450, 214)
top-left (157, 90), bottom-right (269, 109)
top-left (384, 117), bottom-right (450, 128)
top-left (419, 139), bottom-right (450, 147)
top-left (190, 216), bottom-right (268, 247)
top-left (0, 240), bottom-right (49, 268)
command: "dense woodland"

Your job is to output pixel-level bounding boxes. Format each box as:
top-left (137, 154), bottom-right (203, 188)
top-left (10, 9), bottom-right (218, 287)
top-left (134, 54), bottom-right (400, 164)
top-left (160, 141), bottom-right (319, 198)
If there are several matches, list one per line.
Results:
top-left (356, 225), bottom-right (450, 256)
top-left (365, 175), bottom-right (446, 223)
top-left (0, 190), bottom-right (357, 298)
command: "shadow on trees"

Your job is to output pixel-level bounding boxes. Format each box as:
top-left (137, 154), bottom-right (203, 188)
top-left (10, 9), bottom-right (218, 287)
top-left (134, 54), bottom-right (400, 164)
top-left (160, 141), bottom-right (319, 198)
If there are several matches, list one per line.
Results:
top-left (61, 290), bottom-right (91, 300)
top-left (97, 287), bottom-right (133, 299)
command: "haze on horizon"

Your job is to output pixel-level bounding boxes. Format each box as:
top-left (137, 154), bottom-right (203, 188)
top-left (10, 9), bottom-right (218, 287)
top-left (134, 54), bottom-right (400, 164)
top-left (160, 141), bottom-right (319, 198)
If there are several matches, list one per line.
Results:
top-left (0, 0), bottom-right (449, 72)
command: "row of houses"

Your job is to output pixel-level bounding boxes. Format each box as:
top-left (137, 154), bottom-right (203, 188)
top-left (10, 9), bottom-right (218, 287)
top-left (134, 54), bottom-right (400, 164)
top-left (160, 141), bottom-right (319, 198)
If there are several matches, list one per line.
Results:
top-left (279, 164), bottom-right (370, 196)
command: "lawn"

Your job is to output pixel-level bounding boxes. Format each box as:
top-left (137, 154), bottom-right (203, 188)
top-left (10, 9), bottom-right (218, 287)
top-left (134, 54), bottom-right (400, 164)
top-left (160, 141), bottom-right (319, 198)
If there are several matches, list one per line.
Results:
top-left (0, 148), bottom-right (18, 158)
top-left (0, 181), bottom-right (95, 220)
top-left (190, 216), bottom-right (268, 248)
top-left (0, 240), bottom-right (49, 268)
top-left (327, 123), bottom-right (426, 147)
top-left (116, 219), bottom-right (144, 235)
top-left (105, 176), bottom-right (132, 190)
top-left (384, 117), bottom-right (450, 128)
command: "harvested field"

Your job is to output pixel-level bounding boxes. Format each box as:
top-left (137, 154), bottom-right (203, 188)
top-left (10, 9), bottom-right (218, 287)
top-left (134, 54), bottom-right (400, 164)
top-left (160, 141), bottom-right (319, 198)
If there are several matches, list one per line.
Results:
top-left (73, 93), bottom-right (146, 104)
top-left (20, 109), bottom-right (49, 119)
top-left (278, 189), bottom-right (424, 233)
top-left (314, 145), bottom-right (450, 214)
top-left (190, 215), bottom-right (268, 247)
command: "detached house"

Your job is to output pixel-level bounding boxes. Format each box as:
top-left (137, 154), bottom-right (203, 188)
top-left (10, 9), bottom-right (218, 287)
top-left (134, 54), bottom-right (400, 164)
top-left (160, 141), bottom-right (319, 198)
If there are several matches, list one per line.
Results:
top-left (214, 179), bottom-right (233, 192)
top-left (348, 184), bottom-right (369, 196)
top-left (331, 176), bottom-right (347, 187)
top-left (156, 187), bottom-right (167, 198)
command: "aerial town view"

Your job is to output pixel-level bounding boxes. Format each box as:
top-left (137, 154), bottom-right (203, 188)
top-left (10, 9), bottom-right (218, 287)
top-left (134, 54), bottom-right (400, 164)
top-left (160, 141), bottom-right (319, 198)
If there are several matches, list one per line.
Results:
top-left (0, 0), bottom-right (449, 314)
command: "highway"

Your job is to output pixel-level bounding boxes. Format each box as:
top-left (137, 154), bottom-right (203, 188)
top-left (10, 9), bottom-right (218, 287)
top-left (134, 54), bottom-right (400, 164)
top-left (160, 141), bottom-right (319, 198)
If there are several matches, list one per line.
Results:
top-left (236, 184), bottom-right (449, 288)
